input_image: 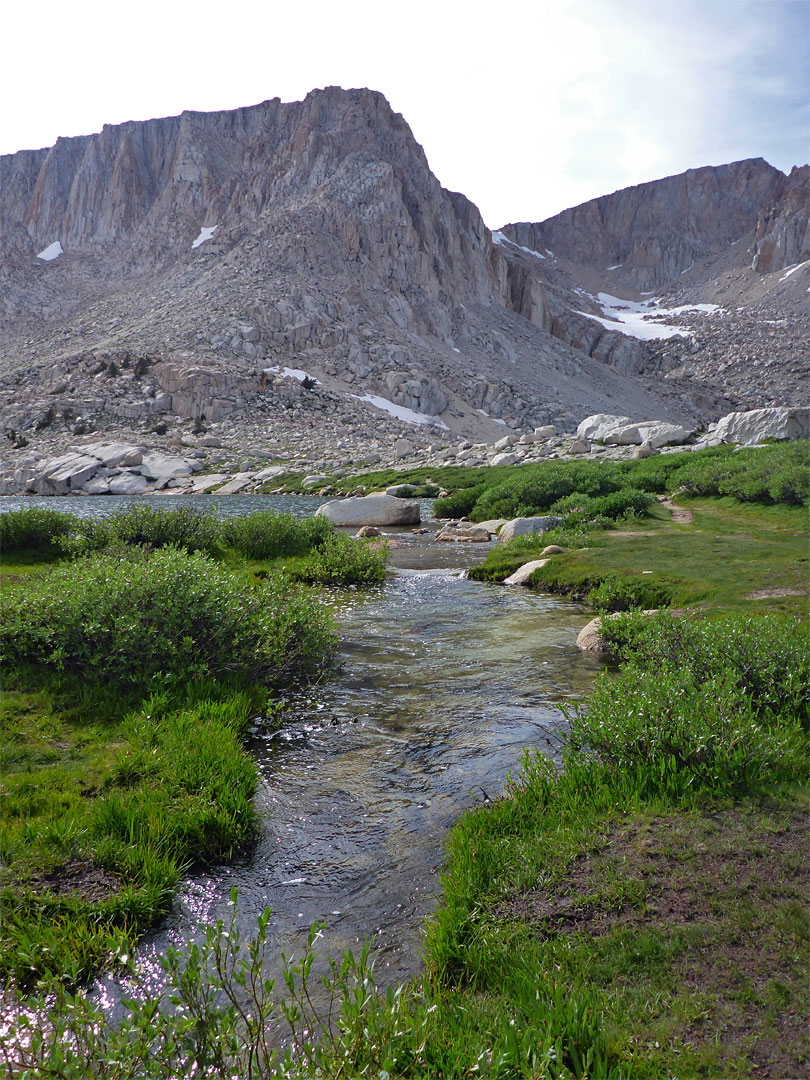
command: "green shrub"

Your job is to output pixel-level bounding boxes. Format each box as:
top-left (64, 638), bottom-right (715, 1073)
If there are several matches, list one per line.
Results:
top-left (566, 663), bottom-right (806, 796)
top-left (565, 614), bottom-right (809, 796)
top-left (471, 461), bottom-right (622, 521)
top-left (670, 441), bottom-right (809, 505)
top-left (433, 483), bottom-right (488, 518)
top-left (1, 546), bottom-right (337, 686)
top-left (0, 508), bottom-right (77, 551)
top-left (552, 487), bottom-right (656, 524)
top-left (599, 611), bottom-right (810, 723)
top-left (293, 532), bottom-right (387, 585)
top-left (586, 575), bottom-right (672, 613)
top-left (221, 510), bottom-right (333, 559)
top-left (62, 505), bottom-right (221, 556)
top-left (435, 443), bottom-right (808, 525)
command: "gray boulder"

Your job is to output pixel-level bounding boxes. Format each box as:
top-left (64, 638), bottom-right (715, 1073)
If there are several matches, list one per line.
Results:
top-left (82, 475), bottom-right (112, 495)
top-left (316, 494), bottom-right (420, 526)
top-left (302, 474), bottom-right (330, 490)
top-left (436, 524), bottom-right (492, 542)
top-left (34, 452), bottom-right (100, 494)
top-left (82, 441), bottom-right (142, 468)
top-left (109, 472), bottom-right (150, 495)
top-left (254, 465), bottom-right (286, 483)
top-left (137, 452), bottom-right (195, 486)
top-left (502, 558), bottom-right (550, 585)
top-left (576, 617), bottom-right (608, 653)
top-left (189, 474), bottom-right (231, 493)
top-left (498, 516), bottom-right (563, 543)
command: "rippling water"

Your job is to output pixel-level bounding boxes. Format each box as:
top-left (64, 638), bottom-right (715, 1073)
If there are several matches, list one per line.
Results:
top-left (0, 491), bottom-right (326, 520)
top-left (91, 532), bottom-right (603, 1015)
top-left (2, 493), bottom-right (604, 1013)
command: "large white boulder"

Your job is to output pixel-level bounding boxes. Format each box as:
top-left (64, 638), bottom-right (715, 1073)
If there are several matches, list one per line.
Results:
top-left (316, 494), bottom-right (421, 526)
top-left (82, 476), bottom-right (112, 495)
top-left (604, 421), bottom-right (690, 448)
top-left (576, 414), bottom-right (633, 442)
top-left (436, 524), bottom-right (491, 542)
top-left (82, 442), bottom-right (142, 468)
top-left (137, 452), bottom-right (195, 487)
top-left (188, 474), bottom-right (231, 493)
top-left (498, 516), bottom-right (563, 543)
top-left (713, 406), bottom-right (810, 445)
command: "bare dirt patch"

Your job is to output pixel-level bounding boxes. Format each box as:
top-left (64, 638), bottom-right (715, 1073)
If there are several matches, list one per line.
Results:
top-left (495, 799), bottom-right (809, 1079)
top-left (747, 585), bottom-right (808, 599)
top-left (657, 495), bottom-right (695, 523)
top-left (36, 859), bottom-right (121, 903)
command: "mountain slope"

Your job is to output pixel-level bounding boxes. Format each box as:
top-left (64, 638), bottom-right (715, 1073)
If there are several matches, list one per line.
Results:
top-left (0, 88), bottom-right (806, 479)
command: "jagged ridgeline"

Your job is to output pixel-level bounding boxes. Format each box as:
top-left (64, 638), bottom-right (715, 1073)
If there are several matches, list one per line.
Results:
top-left (1, 87), bottom-right (807, 454)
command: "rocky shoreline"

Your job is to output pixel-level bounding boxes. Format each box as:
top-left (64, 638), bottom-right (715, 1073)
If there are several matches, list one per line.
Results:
top-left (3, 405), bottom-right (806, 499)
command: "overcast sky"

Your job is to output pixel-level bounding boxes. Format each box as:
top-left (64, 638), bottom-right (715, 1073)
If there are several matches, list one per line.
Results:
top-left (3, 0), bottom-right (807, 226)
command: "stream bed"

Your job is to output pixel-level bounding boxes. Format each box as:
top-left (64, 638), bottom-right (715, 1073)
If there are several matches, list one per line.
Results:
top-left (1, 495), bottom-right (604, 1008)
top-left (96, 529), bottom-right (604, 1011)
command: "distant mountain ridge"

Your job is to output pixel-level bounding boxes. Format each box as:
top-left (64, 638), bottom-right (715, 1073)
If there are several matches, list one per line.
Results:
top-left (0, 87), bottom-right (806, 458)
top-left (502, 158), bottom-right (790, 289)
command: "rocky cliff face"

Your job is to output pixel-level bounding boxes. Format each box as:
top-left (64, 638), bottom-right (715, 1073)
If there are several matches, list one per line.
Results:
top-left (494, 158), bottom-right (808, 406)
top-left (1, 89), bottom-right (495, 332)
top-left (501, 159), bottom-right (785, 289)
top-left (751, 165), bottom-right (809, 273)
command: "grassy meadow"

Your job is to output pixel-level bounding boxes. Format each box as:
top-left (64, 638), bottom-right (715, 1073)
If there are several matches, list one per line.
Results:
top-left (2, 440), bottom-right (808, 1077)
top-left (0, 505), bottom-right (386, 990)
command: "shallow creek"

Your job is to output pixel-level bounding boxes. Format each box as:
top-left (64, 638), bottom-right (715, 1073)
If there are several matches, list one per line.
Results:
top-left (1, 495), bottom-right (604, 1008)
top-left (98, 533), bottom-right (603, 1012)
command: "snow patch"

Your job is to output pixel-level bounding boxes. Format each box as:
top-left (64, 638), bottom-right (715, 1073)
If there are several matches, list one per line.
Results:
top-left (491, 231), bottom-right (545, 259)
top-left (476, 409), bottom-right (506, 425)
top-left (264, 366), bottom-right (318, 383)
top-left (36, 241), bottom-right (63, 261)
top-left (192, 225), bottom-right (217, 249)
top-left (573, 292), bottom-right (722, 342)
top-left (779, 260), bottom-right (810, 282)
top-left (606, 263), bottom-right (622, 270)
top-left (352, 393), bottom-right (449, 429)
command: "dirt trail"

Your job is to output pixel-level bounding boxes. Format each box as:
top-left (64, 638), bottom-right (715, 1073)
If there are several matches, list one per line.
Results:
top-left (657, 495), bottom-right (694, 523)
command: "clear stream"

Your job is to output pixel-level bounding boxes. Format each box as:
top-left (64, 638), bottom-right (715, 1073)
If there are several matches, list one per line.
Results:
top-left (1, 494), bottom-right (604, 1008)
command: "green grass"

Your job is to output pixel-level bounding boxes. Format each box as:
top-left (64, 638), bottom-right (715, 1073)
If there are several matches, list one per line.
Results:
top-left (0, 672), bottom-right (265, 988)
top-left (423, 611), bottom-right (809, 1078)
top-left (0, 518), bottom-right (376, 991)
top-left (472, 497), bottom-right (809, 616)
top-left (430, 442), bottom-right (809, 522)
top-left (9, 613), bottom-right (808, 1078)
